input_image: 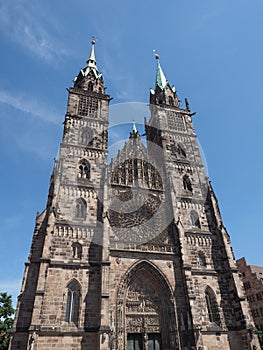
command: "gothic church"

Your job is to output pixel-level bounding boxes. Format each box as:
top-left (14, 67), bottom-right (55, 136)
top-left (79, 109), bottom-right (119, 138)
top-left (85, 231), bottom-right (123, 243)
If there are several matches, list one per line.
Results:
top-left (10, 41), bottom-right (260, 350)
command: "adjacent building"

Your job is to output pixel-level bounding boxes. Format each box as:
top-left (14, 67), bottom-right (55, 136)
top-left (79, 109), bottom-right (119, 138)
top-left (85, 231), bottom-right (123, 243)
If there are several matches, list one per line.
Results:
top-left (9, 41), bottom-right (260, 350)
top-left (237, 257), bottom-right (263, 334)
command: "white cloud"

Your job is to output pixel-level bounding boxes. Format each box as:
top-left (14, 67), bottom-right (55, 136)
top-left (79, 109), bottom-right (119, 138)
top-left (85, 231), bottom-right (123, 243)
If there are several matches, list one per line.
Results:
top-left (0, 1), bottom-right (69, 64)
top-left (0, 89), bottom-right (61, 124)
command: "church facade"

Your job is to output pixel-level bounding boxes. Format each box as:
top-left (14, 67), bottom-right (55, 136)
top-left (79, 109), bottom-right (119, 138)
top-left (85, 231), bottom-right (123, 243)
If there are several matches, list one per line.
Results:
top-left (10, 41), bottom-right (260, 350)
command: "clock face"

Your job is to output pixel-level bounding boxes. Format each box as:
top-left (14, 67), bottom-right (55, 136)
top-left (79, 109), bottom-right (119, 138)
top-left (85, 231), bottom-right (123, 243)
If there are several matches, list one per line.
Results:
top-left (108, 188), bottom-right (168, 245)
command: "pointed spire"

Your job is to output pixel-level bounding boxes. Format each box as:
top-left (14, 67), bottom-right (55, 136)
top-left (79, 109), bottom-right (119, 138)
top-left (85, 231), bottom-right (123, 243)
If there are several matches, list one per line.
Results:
top-left (80, 38), bottom-right (101, 79)
top-left (85, 38), bottom-right (97, 70)
top-left (154, 50), bottom-right (167, 90)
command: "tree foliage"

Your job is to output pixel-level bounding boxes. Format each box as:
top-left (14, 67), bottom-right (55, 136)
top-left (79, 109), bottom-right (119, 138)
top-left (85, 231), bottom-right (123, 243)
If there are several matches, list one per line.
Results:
top-left (0, 293), bottom-right (14, 350)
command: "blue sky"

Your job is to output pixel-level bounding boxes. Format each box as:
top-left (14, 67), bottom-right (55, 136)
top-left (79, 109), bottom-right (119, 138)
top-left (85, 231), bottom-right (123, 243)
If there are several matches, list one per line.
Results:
top-left (0, 0), bottom-right (263, 304)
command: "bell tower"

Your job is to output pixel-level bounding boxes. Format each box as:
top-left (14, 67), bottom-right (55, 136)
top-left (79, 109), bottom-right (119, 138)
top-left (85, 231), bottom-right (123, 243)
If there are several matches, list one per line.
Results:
top-left (10, 40), bottom-right (111, 349)
top-left (146, 53), bottom-right (259, 349)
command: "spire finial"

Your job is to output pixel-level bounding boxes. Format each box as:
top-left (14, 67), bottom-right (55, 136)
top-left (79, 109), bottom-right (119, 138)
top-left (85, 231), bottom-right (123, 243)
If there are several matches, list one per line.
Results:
top-left (153, 49), bottom-right (159, 60)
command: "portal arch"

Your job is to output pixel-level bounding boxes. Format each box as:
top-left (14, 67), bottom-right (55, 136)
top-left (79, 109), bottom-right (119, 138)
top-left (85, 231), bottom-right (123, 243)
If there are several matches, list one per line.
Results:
top-left (115, 260), bottom-right (178, 350)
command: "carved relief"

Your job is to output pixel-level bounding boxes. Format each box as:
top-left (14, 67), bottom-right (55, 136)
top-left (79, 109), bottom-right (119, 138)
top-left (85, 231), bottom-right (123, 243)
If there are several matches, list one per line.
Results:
top-left (115, 261), bottom-right (178, 349)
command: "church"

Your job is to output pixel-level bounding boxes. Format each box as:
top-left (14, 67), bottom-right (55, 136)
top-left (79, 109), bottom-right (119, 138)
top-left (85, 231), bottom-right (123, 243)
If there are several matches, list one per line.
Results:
top-left (9, 41), bottom-right (260, 350)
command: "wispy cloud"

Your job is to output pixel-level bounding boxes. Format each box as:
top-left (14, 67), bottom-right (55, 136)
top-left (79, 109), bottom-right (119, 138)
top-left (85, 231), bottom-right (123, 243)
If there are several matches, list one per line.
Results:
top-left (0, 1), bottom-right (69, 64)
top-left (0, 89), bottom-right (61, 124)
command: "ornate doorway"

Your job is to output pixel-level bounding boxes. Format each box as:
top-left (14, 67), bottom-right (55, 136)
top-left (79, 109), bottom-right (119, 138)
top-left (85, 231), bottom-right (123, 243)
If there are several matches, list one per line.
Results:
top-left (116, 261), bottom-right (178, 350)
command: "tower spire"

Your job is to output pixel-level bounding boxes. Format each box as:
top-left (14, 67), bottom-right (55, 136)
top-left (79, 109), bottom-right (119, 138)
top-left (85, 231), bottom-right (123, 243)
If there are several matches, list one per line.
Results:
top-left (79, 38), bottom-right (101, 79)
top-left (154, 50), bottom-right (167, 90)
top-left (85, 37), bottom-right (97, 70)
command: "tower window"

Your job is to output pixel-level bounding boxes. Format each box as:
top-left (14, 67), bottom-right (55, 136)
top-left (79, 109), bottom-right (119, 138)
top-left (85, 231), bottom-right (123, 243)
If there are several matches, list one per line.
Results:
top-left (178, 143), bottom-right (186, 158)
top-left (205, 287), bottom-right (220, 325)
top-left (88, 82), bottom-right (94, 91)
top-left (65, 281), bottom-right (80, 324)
top-left (78, 95), bottom-right (98, 117)
top-left (198, 251), bottom-right (206, 267)
top-left (79, 127), bottom-right (93, 145)
top-left (190, 210), bottom-right (201, 228)
top-left (183, 175), bottom-right (192, 192)
top-left (72, 242), bottom-right (82, 259)
top-left (76, 198), bottom-right (87, 219)
top-left (78, 159), bottom-right (90, 179)
top-left (169, 96), bottom-right (174, 106)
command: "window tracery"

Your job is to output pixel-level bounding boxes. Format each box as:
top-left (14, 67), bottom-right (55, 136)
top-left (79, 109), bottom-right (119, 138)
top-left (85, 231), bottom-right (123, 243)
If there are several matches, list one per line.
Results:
top-left (65, 281), bottom-right (80, 324)
top-left (78, 159), bottom-right (90, 179)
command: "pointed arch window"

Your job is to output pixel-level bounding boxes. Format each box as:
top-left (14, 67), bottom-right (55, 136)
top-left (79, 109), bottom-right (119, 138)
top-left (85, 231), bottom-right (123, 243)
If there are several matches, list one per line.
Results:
top-left (190, 210), bottom-right (201, 229)
top-left (183, 175), bottom-right (192, 192)
top-left (178, 143), bottom-right (186, 158)
top-left (205, 287), bottom-right (220, 325)
top-left (198, 251), bottom-right (206, 267)
top-left (76, 198), bottom-right (87, 220)
top-left (65, 281), bottom-right (80, 324)
top-left (169, 96), bottom-right (174, 106)
top-left (78, 159), bottom-right (90, 179)
top-left (79, 127), bottom-right (93, 145)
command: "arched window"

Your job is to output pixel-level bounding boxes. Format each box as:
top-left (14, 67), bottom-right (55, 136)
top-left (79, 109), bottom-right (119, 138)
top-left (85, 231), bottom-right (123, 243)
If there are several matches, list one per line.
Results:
top-left (178, 143), bottom-right (186, 158)
top-left (65, 281), bottom-right (80, 324)
top-left (198, 251), bottom-right (206, 267)
top-left (78, 159), bottom-right (90, 179)
top-left (205, 287), bottom-right (220, 325)
top-left (98, 87), bottom-right (102, 94)
top-left (76, 198), bottom-right (87, 219)
top-left (169, 96), bottom-right (174, 106)
top-left (79, 127), bottom-right (93, 145)
top-left (190, 210), bottom-right (201, 228)
top-left (183, 175), bottom-right (192, 192)
top-left (88, 82), bottom-right (93, 91)
top-left (72, 242), bottom-right (82, 259)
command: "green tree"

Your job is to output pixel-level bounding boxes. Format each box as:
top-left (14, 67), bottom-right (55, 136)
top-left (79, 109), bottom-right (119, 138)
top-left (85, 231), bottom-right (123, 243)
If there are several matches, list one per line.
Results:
top-left (0, 293), bottom-right (14, 350)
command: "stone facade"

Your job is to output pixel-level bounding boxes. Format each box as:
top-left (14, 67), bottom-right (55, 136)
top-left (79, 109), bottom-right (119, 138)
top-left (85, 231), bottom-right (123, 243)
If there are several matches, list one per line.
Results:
top-left (237, 258), bottom-right (263, 340)
top-left (9, 42), bottom-right (260, 350)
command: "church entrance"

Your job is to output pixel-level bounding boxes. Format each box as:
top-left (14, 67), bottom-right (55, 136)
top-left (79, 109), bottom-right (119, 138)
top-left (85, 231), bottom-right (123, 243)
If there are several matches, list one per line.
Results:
top-left (116, 261), bottom-right (178, 350)
top-left (127, 333), bottom-right (161, 350)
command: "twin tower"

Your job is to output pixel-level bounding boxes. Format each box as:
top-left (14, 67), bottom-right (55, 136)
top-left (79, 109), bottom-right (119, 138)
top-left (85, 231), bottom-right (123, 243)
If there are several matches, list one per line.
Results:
top-left (10, 41), bottom-right (259, 349)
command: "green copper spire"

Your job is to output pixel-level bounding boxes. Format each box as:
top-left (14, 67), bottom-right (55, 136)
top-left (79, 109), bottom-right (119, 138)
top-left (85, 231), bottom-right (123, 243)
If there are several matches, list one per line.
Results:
top-left (155, 52), bottom-right (167, 90)
top-left (80, 39), bottom-right (101, 79)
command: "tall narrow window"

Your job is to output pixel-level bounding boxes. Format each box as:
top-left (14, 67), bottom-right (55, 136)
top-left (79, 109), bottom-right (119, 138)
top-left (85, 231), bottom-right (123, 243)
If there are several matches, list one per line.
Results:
top-left (76, 198), bottom-right (87, 219)
top-left (198, 251), bottom-right (206, 267)
top-left (78, 159), bottom-right (90, 179)
top-left (205, 287), bottom-right (220, 325)
top-left (65, 281), bottom-right (80, 324)
top-left (72, 242), bottom-right (82, 259)
top-left (190, 210), bottom-right (201, 229)
top-left (178, 143), bottom-right (186, 158)
top-left (183, 175), bottom-right (192, 192)
top-left (87, 82), bottom-right (94, 91)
